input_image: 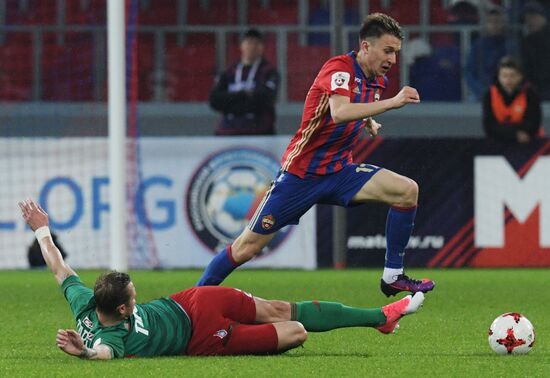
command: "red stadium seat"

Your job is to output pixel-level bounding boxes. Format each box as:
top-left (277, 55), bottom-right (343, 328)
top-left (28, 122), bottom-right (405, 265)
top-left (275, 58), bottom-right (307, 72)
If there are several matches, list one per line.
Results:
top-left (5, 0), bottom-right (56, 25)
top-left (41, 34), bottom-right (95, 101)
top-left (388, 0), bottom-right (421, 25)
top-left (165, 44), bottom-right (216, 101)
top-left (286, 42), bottom-right (330, 101)
top-left (185, 33), bottom-right (216, 46)
top-left (65, 0), bottom-right (106, 24)
top-left (138, 35), bottom-right (218, 101)
top-left (366, 0), bottom-right (421, 25)
top-left (430, 1), bottom-right (450, 25)
top-left (186, 0), bottom-right (237, 25)
top-left (248, 0), bottom-right (297, 24)
top-left (0, 40), bottom-right (33, 101)
top-left (138, 0), bottom-right (177, 25)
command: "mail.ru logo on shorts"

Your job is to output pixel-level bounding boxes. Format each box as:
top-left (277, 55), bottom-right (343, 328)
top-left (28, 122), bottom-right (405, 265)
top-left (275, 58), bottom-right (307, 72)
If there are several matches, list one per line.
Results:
top-left (186, 148), bottom-right (292, 254)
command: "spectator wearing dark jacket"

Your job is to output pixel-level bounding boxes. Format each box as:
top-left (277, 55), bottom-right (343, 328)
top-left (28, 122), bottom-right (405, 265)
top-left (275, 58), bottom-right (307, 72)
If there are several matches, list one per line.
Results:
top-left (521, 1), bottom-right (550, 100)
top-left (465, 7), bottom-right (517, 101)
top-left (483, 56), bottom-right (542, 144)
top-left (209, 29), bottom-right (279, 135)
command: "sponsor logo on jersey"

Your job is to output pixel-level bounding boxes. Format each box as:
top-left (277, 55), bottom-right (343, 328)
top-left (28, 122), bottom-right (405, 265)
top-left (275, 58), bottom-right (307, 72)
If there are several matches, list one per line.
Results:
top-left (331, 72), bottom-right (350, 91)
top-left (76, 318), bottom-right (95, 347)
top-left (261, 215), bottom-right (275, 230)
top-left (186, 148), bottom-right (292, 255)
top-left (83, 317), bottom-right (93, 328)
top-left (355, 77), bottom-right (362, 84)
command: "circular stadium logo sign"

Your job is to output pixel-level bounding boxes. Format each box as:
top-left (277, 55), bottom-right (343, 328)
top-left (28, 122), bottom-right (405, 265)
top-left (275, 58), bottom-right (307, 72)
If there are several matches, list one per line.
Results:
top-left (186, 148), bottom-right (292, 254)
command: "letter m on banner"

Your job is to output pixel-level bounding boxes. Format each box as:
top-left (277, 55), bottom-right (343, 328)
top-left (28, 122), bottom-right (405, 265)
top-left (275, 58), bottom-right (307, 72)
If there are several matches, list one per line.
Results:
top-left (475, 156), bottom-right (550, 248)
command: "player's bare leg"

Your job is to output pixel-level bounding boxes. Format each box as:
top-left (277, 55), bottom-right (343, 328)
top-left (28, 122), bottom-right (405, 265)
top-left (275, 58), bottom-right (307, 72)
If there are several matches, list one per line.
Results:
top-left (272, 322), bottom-right (308, 352)
top-left (231, 228), bottom-right (275, 263)
top-left (254, 298), bottom-right (291, 323)
top-left (351, 168), bottom-right (418, 206)
top-left (352, 169), bottom-right (434, 296)
top-left (196, 228), bottom-right (274, 286)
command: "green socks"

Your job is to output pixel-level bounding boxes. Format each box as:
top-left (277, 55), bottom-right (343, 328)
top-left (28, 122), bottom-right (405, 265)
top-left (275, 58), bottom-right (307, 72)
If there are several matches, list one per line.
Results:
top-left (290, 301), bottom-right (386, 332)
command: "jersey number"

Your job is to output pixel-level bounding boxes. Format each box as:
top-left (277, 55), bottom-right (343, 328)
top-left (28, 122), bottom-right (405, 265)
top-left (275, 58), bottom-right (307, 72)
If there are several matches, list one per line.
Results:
top-left (356, 163), bottom-right (378, 173)
top-left (133, 308), bottom-right (150, 336)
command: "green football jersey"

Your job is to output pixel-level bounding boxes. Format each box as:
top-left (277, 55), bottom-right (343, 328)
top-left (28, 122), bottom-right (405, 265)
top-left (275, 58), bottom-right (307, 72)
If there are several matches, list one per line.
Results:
top-left (61, 275), bottom-right (192, 358)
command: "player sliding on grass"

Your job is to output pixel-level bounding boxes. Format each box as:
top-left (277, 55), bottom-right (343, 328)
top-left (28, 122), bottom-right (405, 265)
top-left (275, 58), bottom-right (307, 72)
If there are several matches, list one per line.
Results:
top-left (197, 13), bottom-right (435, 297)
top-left (20, 198), bottom-right (424, 359)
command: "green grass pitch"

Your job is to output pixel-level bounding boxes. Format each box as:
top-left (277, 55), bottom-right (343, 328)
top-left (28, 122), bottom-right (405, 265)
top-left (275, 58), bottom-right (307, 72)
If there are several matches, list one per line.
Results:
top-left (1, 269), bottom-right (548, 377)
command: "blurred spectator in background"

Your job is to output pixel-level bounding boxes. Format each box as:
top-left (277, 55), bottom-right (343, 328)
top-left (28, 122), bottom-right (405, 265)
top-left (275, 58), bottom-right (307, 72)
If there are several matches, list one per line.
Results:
top-left (409, 1), bottom-right (477, 101)
top-left (483, 56), bottom-right (542, 144)
top-left (521, 1), bottom-right (550, 100)
top-left (209, 29), bottom-right (279, 135)
top-left (448, 0), bottom-right (479, 25)
top-left (409, 39), bottom-right (462, 101)
top-left (28, 231), bottom-right (67, 268)
top-left (430, 1), bottom-right (479, 46)
top-left (465, 7), bottom-right (517, 101)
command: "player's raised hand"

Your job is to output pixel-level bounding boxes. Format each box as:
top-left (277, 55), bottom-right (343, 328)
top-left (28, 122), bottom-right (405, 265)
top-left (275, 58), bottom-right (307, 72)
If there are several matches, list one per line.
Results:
top-left (56, 329), bottom-right (85, 357)
top-left (18, 199), bottom-right (49, 231)
top-left (364, 118), bottom-right (382, 137)
top-left (391, 86), bottom-right (420, 109)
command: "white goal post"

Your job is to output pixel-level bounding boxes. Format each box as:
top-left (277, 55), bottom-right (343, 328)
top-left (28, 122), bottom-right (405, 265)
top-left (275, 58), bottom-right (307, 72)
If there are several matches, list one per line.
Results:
top-left (107, 0), bottom-right (128, 271)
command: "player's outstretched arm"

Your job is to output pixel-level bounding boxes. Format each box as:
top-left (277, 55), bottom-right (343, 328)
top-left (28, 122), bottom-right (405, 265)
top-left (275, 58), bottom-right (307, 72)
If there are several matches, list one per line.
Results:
top-left (56, 329), bottom-right (113, 360)
top-left (18, 199), bottom-right (76, 284)
top-left (329, 86), bottom-right (420, 124)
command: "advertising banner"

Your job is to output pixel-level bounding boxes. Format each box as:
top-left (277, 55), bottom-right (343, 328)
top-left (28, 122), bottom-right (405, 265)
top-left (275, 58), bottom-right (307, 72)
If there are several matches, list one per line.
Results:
top-left (0, 136), bottom-right (316, 269)
top-left (319, 137), bottom-right (550, 268)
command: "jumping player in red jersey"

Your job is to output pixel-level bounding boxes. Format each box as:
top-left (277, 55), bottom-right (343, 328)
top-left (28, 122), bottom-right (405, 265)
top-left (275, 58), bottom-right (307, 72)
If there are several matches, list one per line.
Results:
top-left (19, 198), bottom-right (425, 359)
top-left (197, 13), bottom-right (435, 297)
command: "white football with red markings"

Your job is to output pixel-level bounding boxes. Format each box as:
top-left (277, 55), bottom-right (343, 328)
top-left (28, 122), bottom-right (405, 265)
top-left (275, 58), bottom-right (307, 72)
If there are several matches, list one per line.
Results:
top-left (488, 313), bottom-right (535, 355)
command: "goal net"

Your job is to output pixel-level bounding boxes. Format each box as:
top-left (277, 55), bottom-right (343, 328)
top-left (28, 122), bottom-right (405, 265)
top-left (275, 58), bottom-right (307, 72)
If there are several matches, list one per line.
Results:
top-left (0, 0), bottom-right (157, 269)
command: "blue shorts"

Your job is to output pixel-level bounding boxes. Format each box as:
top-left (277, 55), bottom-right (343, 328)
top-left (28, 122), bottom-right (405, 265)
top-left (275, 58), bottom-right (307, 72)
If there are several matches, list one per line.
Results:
top-left (248, 163), bottom-right (382, 234)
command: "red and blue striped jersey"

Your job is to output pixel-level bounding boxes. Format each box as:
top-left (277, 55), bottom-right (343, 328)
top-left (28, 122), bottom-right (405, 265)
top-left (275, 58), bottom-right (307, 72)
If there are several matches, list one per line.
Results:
top-left (281, 51), bottom-right (387, 178)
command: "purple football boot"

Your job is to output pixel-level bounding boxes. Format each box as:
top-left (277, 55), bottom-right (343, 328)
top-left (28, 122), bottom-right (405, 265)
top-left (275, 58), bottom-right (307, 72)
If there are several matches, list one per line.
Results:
top-left (380, 274), bottom-right (435, 297)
